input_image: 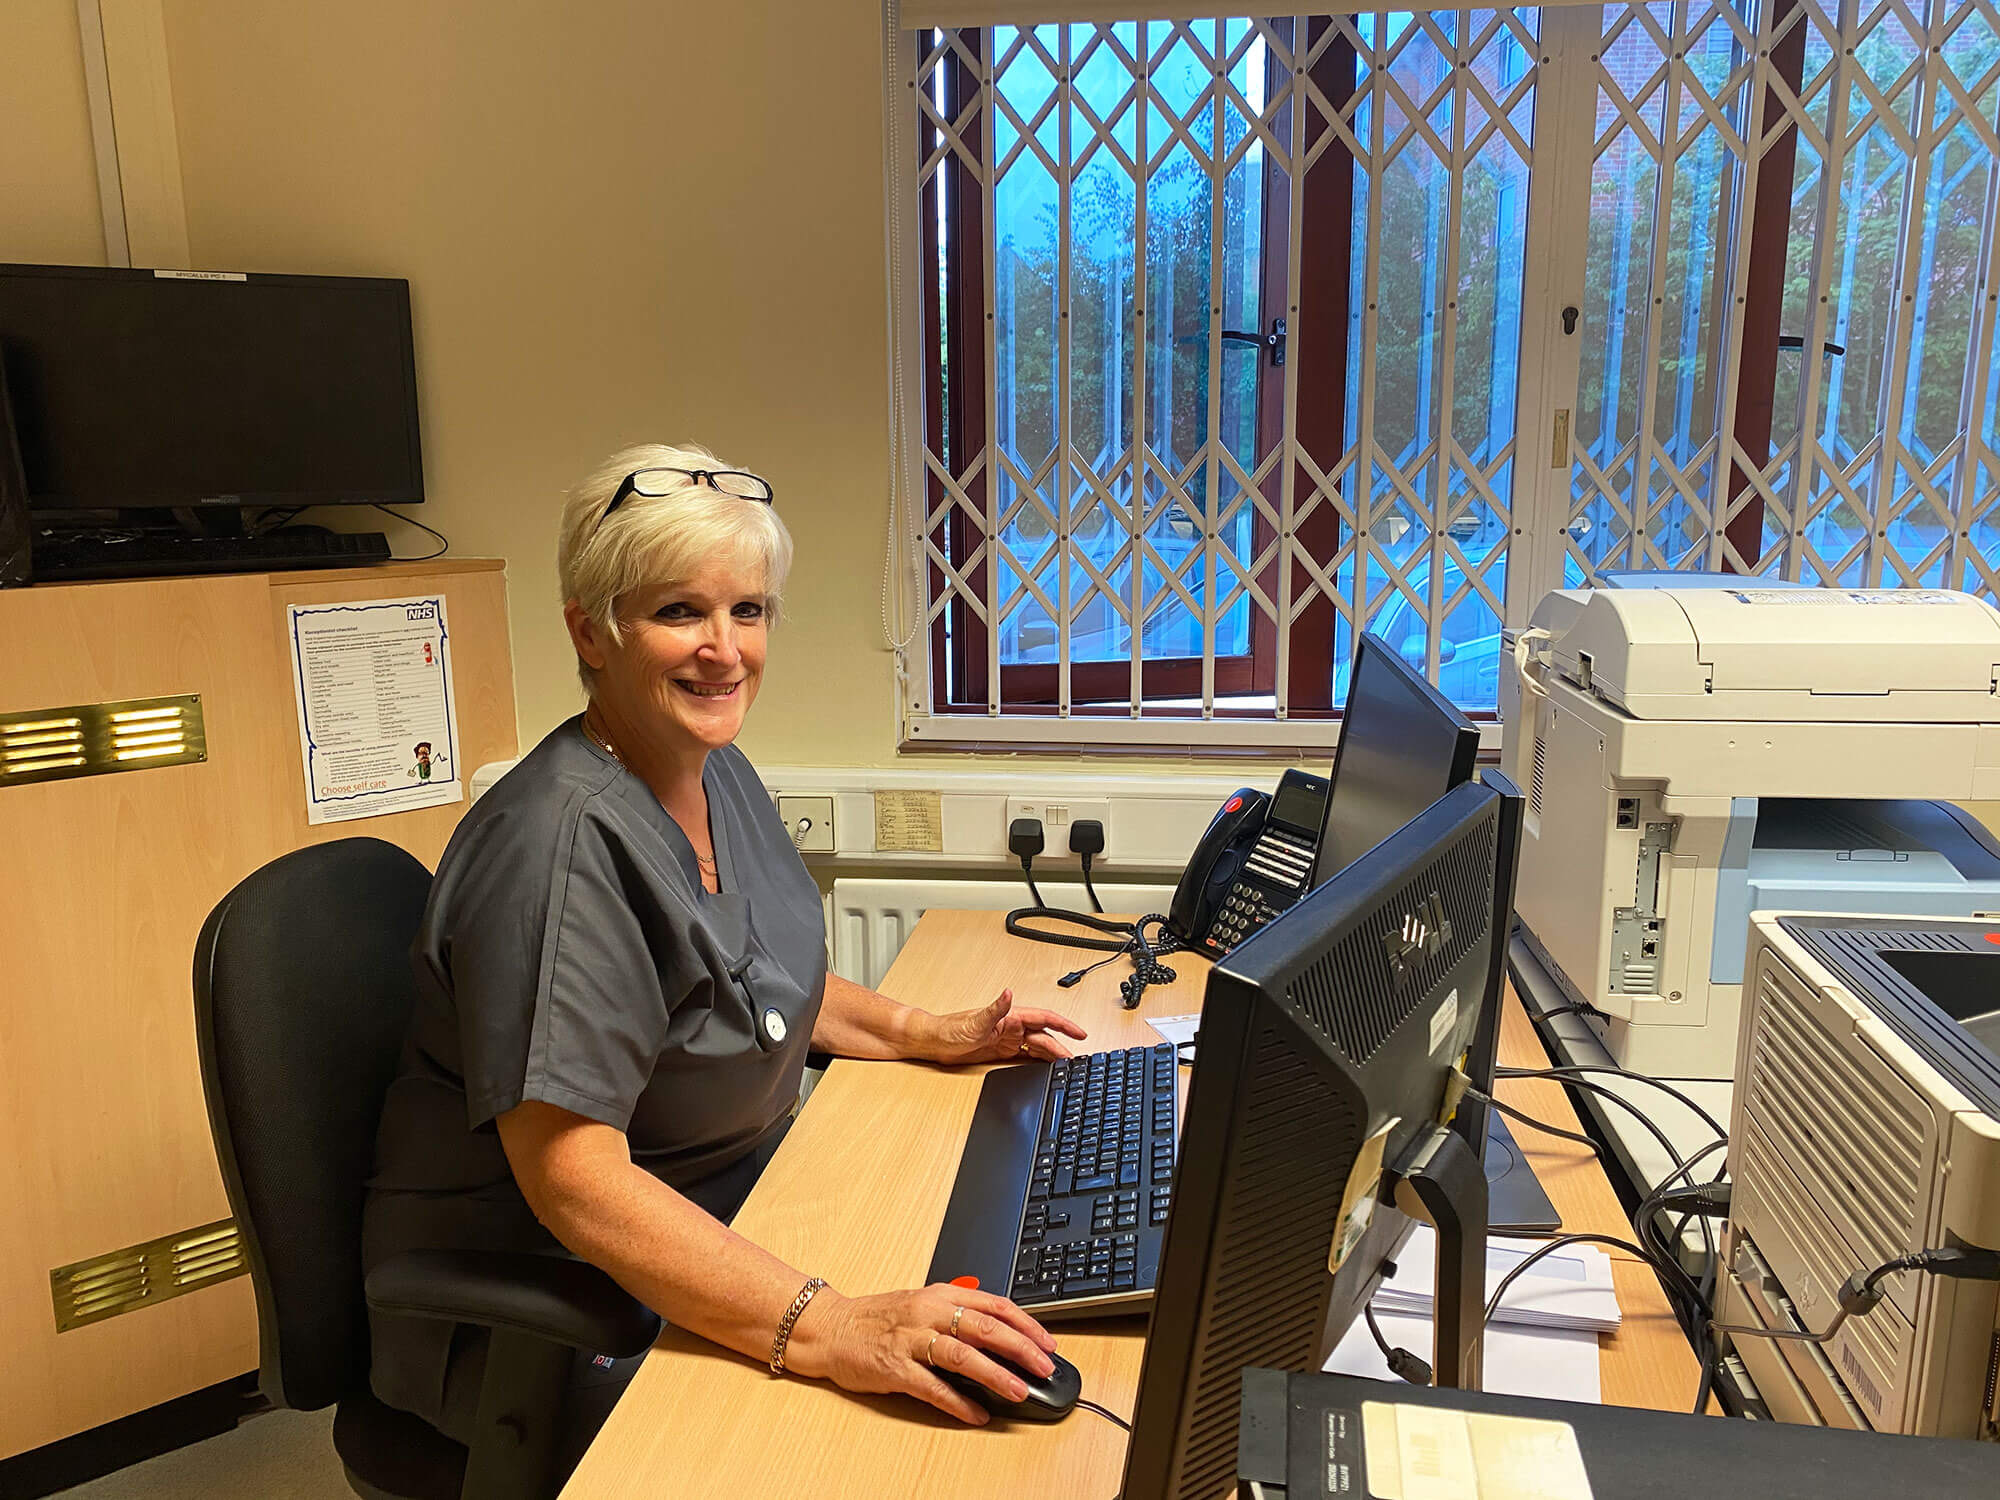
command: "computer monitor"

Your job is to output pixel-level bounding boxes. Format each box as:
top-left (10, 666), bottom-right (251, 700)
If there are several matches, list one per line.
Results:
top-left (1314, 632), bottom-right (1481, 888)
top-left (0, 263), bottom-right (422, 513)
top-left (1120, 776), bottom-right (1524, 1500)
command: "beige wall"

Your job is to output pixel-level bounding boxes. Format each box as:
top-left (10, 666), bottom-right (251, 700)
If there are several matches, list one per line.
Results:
top-left (158, 0), bottom-right (905, 764)
top-left (1, 0), bottom-right (107, 265)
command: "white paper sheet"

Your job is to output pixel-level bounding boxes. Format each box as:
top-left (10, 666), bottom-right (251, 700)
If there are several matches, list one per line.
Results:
top-left (1372, 1225), bottom-right (1621, 1333)
top-left (1324, 1305), bottom-right (1603, 1405)
top-left (1147, 1012), bottom-right (1201, 1051)
top-left (288, 595), bottom-right (462, 825)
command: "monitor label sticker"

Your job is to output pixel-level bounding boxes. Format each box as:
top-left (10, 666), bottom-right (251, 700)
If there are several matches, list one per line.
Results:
top-left (1428, 989), bottom-right (1460, 1058)
top-left (1328, 1117), bottom-right (1398, 1275)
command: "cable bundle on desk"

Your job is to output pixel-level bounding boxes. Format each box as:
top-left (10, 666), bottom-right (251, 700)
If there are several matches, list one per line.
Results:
top-left (1003, 816), bottom-right (1182, 1010)
top-left (1456, 1060), bottom-right (1733, 1412)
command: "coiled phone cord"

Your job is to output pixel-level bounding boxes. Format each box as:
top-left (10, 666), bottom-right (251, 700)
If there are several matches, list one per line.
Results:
top-left (1004, 908), bottom-right (1182, 1009)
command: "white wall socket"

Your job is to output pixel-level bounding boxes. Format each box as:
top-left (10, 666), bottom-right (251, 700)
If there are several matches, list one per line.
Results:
top-left (1004, 796), bottom-right (1113, 857)
top-left (777, 795), bottom-right (836, 853)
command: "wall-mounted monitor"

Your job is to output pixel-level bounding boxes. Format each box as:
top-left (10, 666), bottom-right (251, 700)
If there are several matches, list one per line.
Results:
top-left (0, 264), bottom-right (422, 513)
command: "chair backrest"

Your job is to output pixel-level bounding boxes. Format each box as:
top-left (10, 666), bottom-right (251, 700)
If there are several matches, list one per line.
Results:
top-left (192, 837), bottom-right (432, 1411)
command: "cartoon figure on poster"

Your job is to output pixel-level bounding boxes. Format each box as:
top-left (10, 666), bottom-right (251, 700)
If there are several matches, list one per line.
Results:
top-left (409, 741), bottom-right (446, 781)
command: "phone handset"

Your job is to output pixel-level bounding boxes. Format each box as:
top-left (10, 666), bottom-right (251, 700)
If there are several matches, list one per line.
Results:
top-left (1166, 788), bottom-right (1268, 952)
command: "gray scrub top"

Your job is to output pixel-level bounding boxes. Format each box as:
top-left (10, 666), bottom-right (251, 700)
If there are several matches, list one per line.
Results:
top-left (361, 719), bottom-right (826, 1425)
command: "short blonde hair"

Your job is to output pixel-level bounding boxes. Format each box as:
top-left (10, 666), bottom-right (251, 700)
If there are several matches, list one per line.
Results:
top-left (558, 442), bottom-right (794, 688)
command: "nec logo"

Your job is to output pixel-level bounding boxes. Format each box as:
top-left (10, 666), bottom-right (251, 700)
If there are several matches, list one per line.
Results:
top-left (1382, 892), bottom-right (1453, 982)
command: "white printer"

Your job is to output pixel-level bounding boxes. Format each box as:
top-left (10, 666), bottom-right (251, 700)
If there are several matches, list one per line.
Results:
top-left (1498, 582), bottom-right (2000, 1077)
top-left (1718, 912), bottom-right (2000, 1438)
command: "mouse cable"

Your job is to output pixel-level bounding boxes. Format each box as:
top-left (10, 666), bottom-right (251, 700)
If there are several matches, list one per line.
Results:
top-left (1074, 1397), bottom-right (1131, 1431)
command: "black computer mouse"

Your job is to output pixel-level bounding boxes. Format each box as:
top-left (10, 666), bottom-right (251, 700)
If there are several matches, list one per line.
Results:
top-left (941, 1350), bottom-right (1082, 1422)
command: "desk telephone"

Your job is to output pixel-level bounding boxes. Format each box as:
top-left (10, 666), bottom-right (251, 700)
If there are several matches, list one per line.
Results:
top-left (1167, 769), bottom-right (1331, 957)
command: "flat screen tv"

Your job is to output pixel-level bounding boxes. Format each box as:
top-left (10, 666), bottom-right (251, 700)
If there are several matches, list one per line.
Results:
top-left (0, 264), bottom-right (422, 513)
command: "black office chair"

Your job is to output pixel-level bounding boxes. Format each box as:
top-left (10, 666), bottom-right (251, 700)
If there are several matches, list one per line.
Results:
top-left (192, 838), bottom-right (661, 1500)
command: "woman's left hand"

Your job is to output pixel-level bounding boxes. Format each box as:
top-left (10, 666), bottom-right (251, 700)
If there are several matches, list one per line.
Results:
top-left (921, 989), bottom-right (1088, 1066)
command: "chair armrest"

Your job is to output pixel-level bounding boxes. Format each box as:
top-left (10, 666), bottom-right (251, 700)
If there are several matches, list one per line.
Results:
top-left (365, 1250), bottom-right (662, 1359)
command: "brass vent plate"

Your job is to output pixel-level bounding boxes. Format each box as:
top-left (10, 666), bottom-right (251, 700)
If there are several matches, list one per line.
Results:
top-left (1, 694), bottom-right (205, 787)
top-left (50, 1217), bottom-right (247, 1332)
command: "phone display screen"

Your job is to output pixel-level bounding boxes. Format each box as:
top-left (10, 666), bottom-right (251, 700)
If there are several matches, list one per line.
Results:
top-left (1270, 779), bottom-right (1325, 836)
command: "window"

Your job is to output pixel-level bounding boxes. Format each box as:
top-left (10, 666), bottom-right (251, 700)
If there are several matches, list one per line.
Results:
top-left (890, 3), bottom-right (2000, 749)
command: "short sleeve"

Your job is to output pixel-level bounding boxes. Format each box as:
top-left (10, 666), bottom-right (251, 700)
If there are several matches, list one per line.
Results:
top-left (437, 799), bottom-right (682, 1133)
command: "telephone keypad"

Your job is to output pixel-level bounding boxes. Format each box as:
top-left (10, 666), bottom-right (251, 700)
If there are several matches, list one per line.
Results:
top-left (1207, 880), bottom-right (1289, 952)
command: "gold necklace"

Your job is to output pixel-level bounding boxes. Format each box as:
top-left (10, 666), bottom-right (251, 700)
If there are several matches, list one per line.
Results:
top-left (584, 715), bottom-right (718, 873)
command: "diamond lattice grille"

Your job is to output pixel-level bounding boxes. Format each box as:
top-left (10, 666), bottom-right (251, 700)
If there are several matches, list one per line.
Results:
top-left (1569, 0), bottom-right (2000, 599)
top-left (913, 14), bottom-right (1538, 719)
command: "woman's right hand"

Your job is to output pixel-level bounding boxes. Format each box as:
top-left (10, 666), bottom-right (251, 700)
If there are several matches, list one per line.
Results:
top-left (784, 1283), bottom-right (1059, 1424)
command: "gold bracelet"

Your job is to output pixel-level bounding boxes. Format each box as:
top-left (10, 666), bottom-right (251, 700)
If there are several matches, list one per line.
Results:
top-left (769, 1276), bottom-right (828, 1374)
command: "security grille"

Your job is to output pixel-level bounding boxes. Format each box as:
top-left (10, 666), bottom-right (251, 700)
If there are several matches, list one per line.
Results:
top-left (1564, 0), bottom-right (2000, 593)
top-left (885, 3), bottom-right (2000, 748)
top-left (898, 13), bottom-right (1538, 742)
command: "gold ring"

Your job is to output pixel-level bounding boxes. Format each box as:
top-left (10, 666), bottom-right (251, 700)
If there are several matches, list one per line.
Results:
top-left (949, 1305), bottom-right (964, 1339)
top-left (926, 1332), bottom-right (942, 1368)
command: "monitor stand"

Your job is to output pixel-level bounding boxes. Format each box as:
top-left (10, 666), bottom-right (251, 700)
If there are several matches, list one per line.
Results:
top-left (1390, 1124), bottom-right (1487, 1391)
top-left (1484, 1113), bottom-right (1562, 1235)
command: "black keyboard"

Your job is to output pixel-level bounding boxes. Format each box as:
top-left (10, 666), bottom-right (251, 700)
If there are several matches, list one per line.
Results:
top-left (925, 1043), bottom-right (1178, 1317)
top-left (33, 526), bottom-right (392, 580)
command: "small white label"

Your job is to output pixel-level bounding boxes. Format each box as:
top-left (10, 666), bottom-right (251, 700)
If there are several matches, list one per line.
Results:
top-left (1727, 587), bottom-right (1962, 607)
top-left (1362, 1402), bottom-right (1596, 1500)
top-left (1429, 988), bottom-right (1460, 1056)
top-left (153, 269), bottom-right (247, 281)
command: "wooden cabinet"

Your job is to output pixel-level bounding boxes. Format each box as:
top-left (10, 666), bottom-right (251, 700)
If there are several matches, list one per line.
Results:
top-left (0, 560), bottom-right (515, 1459)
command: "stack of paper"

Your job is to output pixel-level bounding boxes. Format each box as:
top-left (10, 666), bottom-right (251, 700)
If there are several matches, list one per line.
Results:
top-left (1324, 1306), bottom-right (1604, 1405)
top-left (1372, 1225), bottom-right (1621, 1334)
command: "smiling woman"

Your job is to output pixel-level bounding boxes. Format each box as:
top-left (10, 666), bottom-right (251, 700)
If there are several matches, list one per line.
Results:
top-left (359, 443), bottom-right (1089, 1482)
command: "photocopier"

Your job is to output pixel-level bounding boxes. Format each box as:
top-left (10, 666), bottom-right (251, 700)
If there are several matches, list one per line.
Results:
top-left (1498, 578), bottom-right (2000, 1078)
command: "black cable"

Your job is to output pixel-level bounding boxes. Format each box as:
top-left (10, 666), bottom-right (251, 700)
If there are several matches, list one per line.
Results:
top-left (369, 501), bottom-right (450, 561)
top-left (1497, 1063), bottom-right (1729, 1143)
top-left (1008, 907), bottom-right (1142, 956)
top-left (1020, 861), bottom-right (1046, 909)
top-left (1539, 1000), bottom-right (1611, 1021)
top-left (1078, 852), bottom-right (1105, 914)
top-left (1363, 1304), bottom-right (1432, 1385)
top-left (1074, 1397), bottom-right (1130, 1430)
top-left (1118, 916), bottom-right (1181, 1010)
top-left (1464, 1087), bottom-right (1605, 1161)
top-left (253, 505), bottom-right (307, 535)
top-left (1641, 1137), bottom-right (1729, 1199)
top-left (1482, 1232), bottom-right (1655, 1330)
top-left (1503, 1070), bottom-right (1723, 1294)
top-left (1630, 1138), bottom-right (1732, 1406)
top-left (1005, 908), bottom-right (1180, 1008)
top-left (1692, 1342), bottom-right (1717, 1415)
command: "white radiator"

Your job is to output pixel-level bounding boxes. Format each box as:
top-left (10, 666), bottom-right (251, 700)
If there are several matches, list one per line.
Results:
top-left (829, 877), bottom-right (1178, 989)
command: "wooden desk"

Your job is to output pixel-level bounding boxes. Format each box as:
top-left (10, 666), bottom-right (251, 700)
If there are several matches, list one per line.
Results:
top-left (564, 910), bottom-right (1707, 1498)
